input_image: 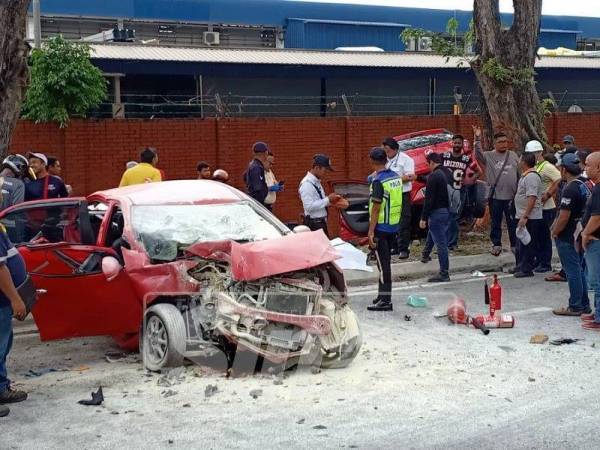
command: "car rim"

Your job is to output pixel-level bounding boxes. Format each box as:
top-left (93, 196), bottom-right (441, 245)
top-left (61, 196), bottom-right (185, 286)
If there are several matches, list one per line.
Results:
top-left (146, 316), bottom-right (168, 364)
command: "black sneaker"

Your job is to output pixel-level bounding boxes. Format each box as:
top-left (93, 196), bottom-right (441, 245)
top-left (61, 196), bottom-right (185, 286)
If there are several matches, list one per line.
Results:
top-left (398, 251), bottom-right (410, 260)
top-left (513, 271), bottom-right (534, 278)
top-left (420, 254), bottom-right (432, 263)
top-left (0, 388), bottom-right (27, 404)
top-left (0, 406), bottom-right (8, 417)
top-left (371, 297), bottom-right (380, 305)
top-left (367, 300), bottom-right (393, 312)
top-left (428, 274), bottom-right (450, 283)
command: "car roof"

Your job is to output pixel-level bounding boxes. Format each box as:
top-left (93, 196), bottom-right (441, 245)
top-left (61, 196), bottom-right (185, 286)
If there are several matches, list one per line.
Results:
top-left (94, 180), bottom-right (247, 205)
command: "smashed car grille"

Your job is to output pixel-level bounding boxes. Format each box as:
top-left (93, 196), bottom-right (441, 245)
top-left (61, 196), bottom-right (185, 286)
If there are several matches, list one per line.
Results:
top-left (263, 280), bottom-right (321, 315)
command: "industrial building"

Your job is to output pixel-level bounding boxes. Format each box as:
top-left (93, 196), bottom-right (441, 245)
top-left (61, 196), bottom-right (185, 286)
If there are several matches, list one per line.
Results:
top-left (29, 0), bottom-right (600, 117)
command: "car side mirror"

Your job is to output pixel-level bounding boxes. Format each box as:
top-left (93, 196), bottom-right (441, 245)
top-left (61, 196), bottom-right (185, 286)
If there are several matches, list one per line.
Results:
top-left (102, 256), bottom-right (122, 282)
top-left (293, 225), bottom-right (311, 234)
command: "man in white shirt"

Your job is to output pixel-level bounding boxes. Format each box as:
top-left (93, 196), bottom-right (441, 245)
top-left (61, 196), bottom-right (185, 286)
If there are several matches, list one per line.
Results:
top-left (382, 137), bottom-right (416, 259)
top-left (299, 154), bottom-right (340, 237)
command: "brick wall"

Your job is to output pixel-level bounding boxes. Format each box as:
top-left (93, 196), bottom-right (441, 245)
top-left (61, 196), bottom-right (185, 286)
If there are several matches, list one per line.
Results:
top-left (9, 113), bottom-right (600, 231)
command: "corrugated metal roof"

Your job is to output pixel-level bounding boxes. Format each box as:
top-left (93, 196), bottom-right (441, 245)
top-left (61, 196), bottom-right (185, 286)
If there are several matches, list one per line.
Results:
top-left (88, 43), bottom-right (600, 69)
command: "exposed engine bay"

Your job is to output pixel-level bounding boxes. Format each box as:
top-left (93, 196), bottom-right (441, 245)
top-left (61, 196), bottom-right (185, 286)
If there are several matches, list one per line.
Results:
top-left (161, 259), bottom-right (361, 369)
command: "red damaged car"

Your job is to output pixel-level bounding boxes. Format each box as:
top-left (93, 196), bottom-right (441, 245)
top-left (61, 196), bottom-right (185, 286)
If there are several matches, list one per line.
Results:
top-left (0, 181), bottom-right (361, 371)
top-left (332, 129), bottom-right (487, 243)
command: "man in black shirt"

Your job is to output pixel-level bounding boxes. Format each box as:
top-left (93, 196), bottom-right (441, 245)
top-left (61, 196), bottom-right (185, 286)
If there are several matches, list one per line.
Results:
top-left (244, 142), bottom-right (270, 208)
top-left (420, 152), bottom-right (451, 282)
top-left (441, 134), bottom-right (480, 250)
top-left (24, 152), bottom-right (69, 201)
top-left (551, 154), bottom-right (591, 316)
top-left (582, 152), bottom-right (600, 330)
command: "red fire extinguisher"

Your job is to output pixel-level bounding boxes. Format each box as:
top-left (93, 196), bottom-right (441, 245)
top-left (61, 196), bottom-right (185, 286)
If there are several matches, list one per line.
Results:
top-left (489, 274), bottom-right (502, 316)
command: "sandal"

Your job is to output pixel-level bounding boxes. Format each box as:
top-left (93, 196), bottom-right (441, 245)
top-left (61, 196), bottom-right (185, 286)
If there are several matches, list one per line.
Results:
top-left (545, 272), bottom-right (566, 282)
top-left (490, 246), bottom-right (502, 257)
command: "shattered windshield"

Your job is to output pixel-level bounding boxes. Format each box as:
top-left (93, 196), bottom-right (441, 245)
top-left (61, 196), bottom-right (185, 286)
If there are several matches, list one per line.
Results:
top-left (131, 202), bottom-right (284, 256)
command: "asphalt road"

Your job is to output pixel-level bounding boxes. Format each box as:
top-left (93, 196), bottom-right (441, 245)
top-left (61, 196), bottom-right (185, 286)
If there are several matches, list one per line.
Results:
top-left (3, 274), bottom-right (600, 449)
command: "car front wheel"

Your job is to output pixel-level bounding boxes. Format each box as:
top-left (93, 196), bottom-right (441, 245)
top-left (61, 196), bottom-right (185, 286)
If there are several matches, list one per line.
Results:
top-left (141, 303), bottom-right (186, 371)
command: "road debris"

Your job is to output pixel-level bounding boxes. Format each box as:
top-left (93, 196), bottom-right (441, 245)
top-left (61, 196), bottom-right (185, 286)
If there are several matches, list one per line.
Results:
top-left (78, 387), bottom-right (104, 406)
top-left (471, 270), bottom-right (486, 277)
top-left (249, 389), bottom-right (263, 399)
top-left (204, 385), bottom-right (219, 398)
top-left (161, 389), bottom-right (178, 398)
top-left (530, 334), bottom-right (549, 344)
top-left (297, 418), bottom-right (306, 424)
top-left (313, 425), bottom-right (327, 430)
top-left (404, 315), bottom-right (412, 322)
top-left (498, 346), bottom-right (516, 353)
top-left (549, 338), bottom-right (582, 346)
top-left (528, 377), bottom-right (536, 382)
top-left (406, 295), bottom-right (428, 308)
top-left (104, 351), bottom-right (129, 363)
top-left (157, 367), bottom-right (186, 387)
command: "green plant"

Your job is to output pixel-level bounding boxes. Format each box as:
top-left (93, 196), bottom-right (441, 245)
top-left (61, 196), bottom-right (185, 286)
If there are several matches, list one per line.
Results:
top-left (22, 36), bottom-right (107, 126)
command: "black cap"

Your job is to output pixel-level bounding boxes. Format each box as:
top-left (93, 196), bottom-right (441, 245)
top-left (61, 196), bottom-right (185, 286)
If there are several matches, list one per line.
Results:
top-left (369, 147), bottom-right (388, 164)
top-left (313, 154), bottom-right (334, 171)
top-left (559, 153), bottom-right (581, 171)
top-left (382, 137), bottom-right (399, 151)
top-left (253, 142), bottom-right (270, 153)
top-left (426, 151), bottom-right (442, 164)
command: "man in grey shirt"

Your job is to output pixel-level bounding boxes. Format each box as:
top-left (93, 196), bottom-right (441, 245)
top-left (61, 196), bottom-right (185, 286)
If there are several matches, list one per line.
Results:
top-left (473, 127), bottom-right (520, 256)
top-left (513, 152), bottom-right (545, 278)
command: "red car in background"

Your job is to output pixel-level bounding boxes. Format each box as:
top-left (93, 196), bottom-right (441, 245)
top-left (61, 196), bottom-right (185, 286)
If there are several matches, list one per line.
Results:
top-left (332, 129), bottom-right (487, 243)
top-left (0, 181), bottom-right (361, 371)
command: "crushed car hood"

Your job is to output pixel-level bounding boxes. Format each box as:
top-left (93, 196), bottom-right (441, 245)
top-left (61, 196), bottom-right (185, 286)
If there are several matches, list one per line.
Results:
top-left (185, 231), bottom-right (339, 281)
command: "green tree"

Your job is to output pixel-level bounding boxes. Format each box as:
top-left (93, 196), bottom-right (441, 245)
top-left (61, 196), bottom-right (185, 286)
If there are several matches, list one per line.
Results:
top-left (402, 0), bottom-right (545, 151)
top-left (23, 36), bottom-right (107, 127)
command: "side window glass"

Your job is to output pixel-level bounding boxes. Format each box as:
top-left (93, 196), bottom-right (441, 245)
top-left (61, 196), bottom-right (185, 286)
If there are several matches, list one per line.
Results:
top-left (88, 202), bottom-right (109, 242)
top-left (2, 204), bottom-right (83, 245)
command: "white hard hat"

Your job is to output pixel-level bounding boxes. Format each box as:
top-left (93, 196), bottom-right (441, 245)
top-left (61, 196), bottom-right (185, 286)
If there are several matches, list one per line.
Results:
top-left (525, 140), bottom-right (544, 153)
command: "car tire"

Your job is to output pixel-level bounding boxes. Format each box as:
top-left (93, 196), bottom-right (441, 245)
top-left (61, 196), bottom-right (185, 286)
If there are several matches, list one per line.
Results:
top-left (141, 303), bottom-right (186, 372)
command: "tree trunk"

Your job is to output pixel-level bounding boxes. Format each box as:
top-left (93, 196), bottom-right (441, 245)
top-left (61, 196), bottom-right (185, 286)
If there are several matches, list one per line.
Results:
top-left (472, 0), bottom-right (545, 151)
top-left (0, 0), bottom-right (30, 158)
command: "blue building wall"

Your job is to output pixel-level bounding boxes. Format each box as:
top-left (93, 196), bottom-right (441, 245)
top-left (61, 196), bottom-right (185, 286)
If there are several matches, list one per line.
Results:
top-left (40, 0), bottom-right (600, 43)
top-left (286, 19), bottom-right (407, 51)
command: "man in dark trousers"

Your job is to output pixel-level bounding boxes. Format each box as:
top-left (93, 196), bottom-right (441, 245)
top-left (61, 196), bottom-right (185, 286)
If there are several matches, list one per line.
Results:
top-left (420, 152), bottom-right (451, 283)
top-left (473, 127), bottom-right (520, 257)
top-left (244, 142), bottom-right (278, 208)
top-left (441, 134), bottom-right (480, 250)
top-left (513, 153), bottom-right (544, 278)
top-left (299, 154), bottom-right (340, 236)
top-left (551, 153), bottom-right (591, 316)
top-left (366, 148), bottom-right (403, 311)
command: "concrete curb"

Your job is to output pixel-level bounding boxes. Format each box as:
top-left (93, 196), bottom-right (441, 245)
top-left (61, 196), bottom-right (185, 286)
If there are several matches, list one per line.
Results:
top-left (343, 252), bottom-right (559, 287)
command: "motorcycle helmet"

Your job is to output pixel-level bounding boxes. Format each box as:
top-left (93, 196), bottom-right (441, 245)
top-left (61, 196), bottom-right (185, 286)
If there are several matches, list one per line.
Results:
top-left (1, 154), bottom-right (32, 180)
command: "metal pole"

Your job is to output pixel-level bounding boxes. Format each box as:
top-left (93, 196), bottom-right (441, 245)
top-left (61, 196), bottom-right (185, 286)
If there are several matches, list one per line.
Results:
top-left (33, 0), bottom-right (42, 49)
top-left (199, 75), bottom-right (204, 118)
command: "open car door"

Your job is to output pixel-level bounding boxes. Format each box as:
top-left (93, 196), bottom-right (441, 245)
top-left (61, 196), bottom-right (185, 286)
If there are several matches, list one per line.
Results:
top-left (0, 199), bottom-right (141, 341)
top-left (329, 181), bottom-right (370, 244)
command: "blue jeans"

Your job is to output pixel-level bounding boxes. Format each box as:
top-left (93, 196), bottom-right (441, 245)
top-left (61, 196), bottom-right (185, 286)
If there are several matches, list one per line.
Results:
top-left (447, 212), bottom-right (459, 249)
top-left (538, 209), bottom-right (557, 270)
top-left (555, 239), bottom-right (590, 312)
top-left (490, 199), bottom-right (516, 248)
top-left (0, 305), bottom-right (14, 394)
top-left (584, 240), bottom-right (600, 323)
top-left (423, 208), bottom-right (450, 276)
